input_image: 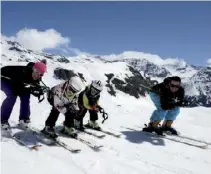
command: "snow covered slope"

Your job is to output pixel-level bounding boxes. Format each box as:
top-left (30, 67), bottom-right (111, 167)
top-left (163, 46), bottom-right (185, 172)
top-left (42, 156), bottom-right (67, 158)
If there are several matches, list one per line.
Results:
top-left (185, 67), bottom-right (211, 107)
top-left (99, 51), bottom-right (210, 107)
top-left (1, 40), bottom-right (211, 174)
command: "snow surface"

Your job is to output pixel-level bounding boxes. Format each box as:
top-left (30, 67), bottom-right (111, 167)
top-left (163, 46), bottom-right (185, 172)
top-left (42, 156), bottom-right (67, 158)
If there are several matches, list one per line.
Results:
top-left (1, 57), bottom-right (211, 174)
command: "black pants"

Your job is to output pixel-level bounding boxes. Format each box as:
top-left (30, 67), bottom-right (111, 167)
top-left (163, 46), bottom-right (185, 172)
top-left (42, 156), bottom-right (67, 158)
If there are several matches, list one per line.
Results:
top-left (45, 91), bottom-right (74, 128)
top-left (45, 107), bottom-right (74, 128)
top-left (74, 104), bottom-right (98, 125)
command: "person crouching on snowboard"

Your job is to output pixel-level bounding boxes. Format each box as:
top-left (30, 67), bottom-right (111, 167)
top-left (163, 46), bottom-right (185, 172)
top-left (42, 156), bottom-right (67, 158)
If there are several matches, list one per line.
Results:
top-left (143, 76), bottom-right (185, 135)
top-left (42, 76), bottom-right (84, 138)
top-left (1, 61), bottom-right (47, 131)
top-left (72, 80), bottom-right (103, 131)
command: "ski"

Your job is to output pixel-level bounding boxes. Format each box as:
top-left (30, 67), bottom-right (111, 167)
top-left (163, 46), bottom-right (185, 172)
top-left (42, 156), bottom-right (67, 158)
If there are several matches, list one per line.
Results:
top-left (98, 129), bottom-right (121, 138)
top-left (76, 136), bottom-right (103, 151)
top-left (58, 130), bottom-right (103, 151)
top-left (84, 125), bottom-right (121, 138)
top-left (122, 126), bottom-right (208, 149)
top-left (52, 138), bottom-right (81, 153)
top-left (80, 129), bottom-right (106, 139)
top-left (9, 122), bottom-right (81, 153)
top-left (163, 134), bottom-right (208, 149)
top-left (140, 124), bottom-right (211, 145)
top-left (2, 128), bottom-right (41, 151)
top-left (28, 127), bottom-right (81, 153)
top-left (12, 133), bottom-right (41, 151)
top-left (170, 133), bottom-right (211, 145)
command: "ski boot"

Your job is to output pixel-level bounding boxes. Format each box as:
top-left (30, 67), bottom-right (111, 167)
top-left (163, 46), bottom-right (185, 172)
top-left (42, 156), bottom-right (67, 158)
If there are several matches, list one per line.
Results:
top-left (142, 121), bottom-right (163, 136)
top-left (41, 126), bottom-right (58, 139)
top-left (61, 126), bottom-right (78, 138)
top-left (85, 120), bottom-right (101, 131)
top-left (18, 119), bottom-right (31, 131)
top-left (1, 121), bottom-right (12, 137)
top-left (161, 120), bottom-right (178, 135)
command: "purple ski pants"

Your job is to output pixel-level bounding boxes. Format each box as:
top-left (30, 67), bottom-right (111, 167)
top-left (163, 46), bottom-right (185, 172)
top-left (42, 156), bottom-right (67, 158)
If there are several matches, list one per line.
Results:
top-left (1, 80), bottom-right (30, 122)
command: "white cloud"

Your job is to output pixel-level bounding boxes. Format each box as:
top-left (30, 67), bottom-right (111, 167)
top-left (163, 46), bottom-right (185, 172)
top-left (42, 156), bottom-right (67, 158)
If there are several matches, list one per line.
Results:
top-left (65, 47), bottom-right (91, 56)
top-left (2, 28), bottom-right (70, 52)
top-left (100, 51), bottom-right (189, 67)
top-left (1, 29), bottom-right (90, 57)
top-left (101, 51), bottom-right (164, 64)
top-left (162, 58), bottom-right (186, 66)
top-left (1, 34), bottom-right (16, 42)
top-left (207, 58), bottom-right (211, 65)
top-left (1, 29), bottom-right (189, 66)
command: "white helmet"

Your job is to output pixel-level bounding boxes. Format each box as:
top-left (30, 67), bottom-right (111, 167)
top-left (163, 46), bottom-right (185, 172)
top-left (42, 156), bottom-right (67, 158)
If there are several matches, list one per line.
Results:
top-left (68, 76), bottom-right (84, 93)
top-left (88, 80), bottom-right (103, 97)
top-left (91, 80), bottom-right (103, 91)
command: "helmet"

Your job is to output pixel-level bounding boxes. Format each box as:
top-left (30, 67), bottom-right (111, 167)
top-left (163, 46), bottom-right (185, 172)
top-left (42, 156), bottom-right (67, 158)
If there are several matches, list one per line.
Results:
top-left (67, 76), bottom-right (84, 93)
top-left (33, 61), bottom-right (47, 74)
top-left (91, 80), bottom-right (103, 91)
top-left (89, 80), bottom-right (103, 97)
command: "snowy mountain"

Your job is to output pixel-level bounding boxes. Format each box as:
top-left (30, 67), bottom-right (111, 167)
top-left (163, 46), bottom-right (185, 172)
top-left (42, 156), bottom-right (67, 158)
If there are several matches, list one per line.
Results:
top-left (186, 67), bottom-right (211, 107)
top-left (1, 40), bottom-right (211, 108)
top-left (97, 51), bottom-right (209, 107)
top-left (109, 58), bottom-right (171, 78)
top-left (1, 40), bottom-right (158, 99)
top-left (1, 39), bottom-right (211, 174)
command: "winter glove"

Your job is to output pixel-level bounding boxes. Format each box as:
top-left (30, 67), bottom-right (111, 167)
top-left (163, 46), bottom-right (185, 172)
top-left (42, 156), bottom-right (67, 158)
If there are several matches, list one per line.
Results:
top-left (57, 105), bottom-right (68, 114)
top-left (31, 86), bottom-right (45, 97)
top-left (160, 96), bottom-right (175, 110)
top-left (56, 104), bottom-right (78, 115)
top-left (66, 104), bottom-right (79, 114)
top-left (57, 103), bottom-right (79, 114)
top-left (89, 104), bottom-right (100, 112)
top-left (63, 97), bottom-right (79, 114)
top-left (179, 99), bottom-right (192, 107)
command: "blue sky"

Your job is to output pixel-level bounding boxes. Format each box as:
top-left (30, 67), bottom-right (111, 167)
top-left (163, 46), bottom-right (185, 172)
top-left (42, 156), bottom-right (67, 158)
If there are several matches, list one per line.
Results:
top-left (2, 1), bottom-right (211, 66)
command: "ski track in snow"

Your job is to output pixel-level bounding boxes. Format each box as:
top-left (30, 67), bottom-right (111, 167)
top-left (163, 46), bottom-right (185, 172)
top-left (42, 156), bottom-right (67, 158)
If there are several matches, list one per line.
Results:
top-left (1, 89), bottom-right (211, 174)
top-left (1, 45), bottom-right (211, 174)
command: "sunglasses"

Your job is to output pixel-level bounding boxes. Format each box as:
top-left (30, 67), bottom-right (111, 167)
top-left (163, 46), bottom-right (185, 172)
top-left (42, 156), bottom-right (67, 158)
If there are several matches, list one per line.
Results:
top-left (170, 84), bottom-right (180, 88)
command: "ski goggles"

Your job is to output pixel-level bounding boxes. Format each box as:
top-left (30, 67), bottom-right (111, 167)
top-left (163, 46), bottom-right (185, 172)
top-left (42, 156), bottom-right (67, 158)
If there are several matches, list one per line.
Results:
top-left (67, 85), bottom-right (79, 94)
top-left (90, 86), bottom-right (101, 97)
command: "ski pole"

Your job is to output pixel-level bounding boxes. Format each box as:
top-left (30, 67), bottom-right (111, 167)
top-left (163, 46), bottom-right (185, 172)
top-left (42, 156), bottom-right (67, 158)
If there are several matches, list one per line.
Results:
top-left (98, 106), bottom-right (108, 124)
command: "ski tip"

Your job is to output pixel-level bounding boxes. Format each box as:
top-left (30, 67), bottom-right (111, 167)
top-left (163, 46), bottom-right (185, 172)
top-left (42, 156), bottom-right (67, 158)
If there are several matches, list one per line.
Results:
top-left (113, 134), bottom-right (121, 138)
top-left (98, 135), bottom-right (106, 139)
top-left (93, 145), bottom-right (103, 151)
top-left (72, 149), bottom-right (81, 153)
top-left (30, 145), bottom-right (42, 151)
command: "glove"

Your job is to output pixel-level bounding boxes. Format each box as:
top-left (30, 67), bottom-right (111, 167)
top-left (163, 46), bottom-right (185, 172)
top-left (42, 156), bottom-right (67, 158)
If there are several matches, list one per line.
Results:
top-left (64, 102), bottom-right (79, 114)
top-left (179, 99), bottom-right (192, 107)
top-left (57, 106), bottom-right (67, 114)
top-left (90, 104), bottom-right (100, 111)
top-left (66, 95), bottom-right (79, 113)
top-left (31, 86), bottom-right (44, 97)
top-left (68, 105), bottom-right (79, 113)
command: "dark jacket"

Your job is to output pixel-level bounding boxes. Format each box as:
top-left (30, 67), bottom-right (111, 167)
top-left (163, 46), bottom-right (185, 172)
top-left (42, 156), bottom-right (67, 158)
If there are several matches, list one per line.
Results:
top-left (1, 62), bottom-right (41, 95)
top-left (78, 86), bottom-right (100, 109)
top-left (151, 79), bottom-right (185, 110)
